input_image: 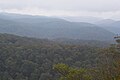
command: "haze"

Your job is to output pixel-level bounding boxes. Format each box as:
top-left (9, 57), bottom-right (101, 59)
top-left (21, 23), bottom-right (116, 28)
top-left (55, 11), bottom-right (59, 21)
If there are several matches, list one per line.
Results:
top-left (0, 0), bottom-right (120, 19)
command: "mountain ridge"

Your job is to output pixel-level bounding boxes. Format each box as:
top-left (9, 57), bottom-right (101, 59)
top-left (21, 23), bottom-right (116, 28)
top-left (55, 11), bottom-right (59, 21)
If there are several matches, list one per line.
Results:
top-left (0, 13), bottom-right (115, 41)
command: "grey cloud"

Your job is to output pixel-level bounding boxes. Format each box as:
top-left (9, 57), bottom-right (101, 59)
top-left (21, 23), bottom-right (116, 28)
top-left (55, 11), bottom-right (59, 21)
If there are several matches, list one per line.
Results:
top-left (0, 0), bottom-right (120, 11)
top-left (0, 0), bottom-right (120, 19)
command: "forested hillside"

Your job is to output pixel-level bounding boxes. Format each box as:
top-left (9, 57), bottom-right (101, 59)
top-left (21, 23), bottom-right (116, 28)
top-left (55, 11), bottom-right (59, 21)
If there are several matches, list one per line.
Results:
top-left (0, 0), bottom-right (119, 80)
top-left (0, 33), bottom-right (119, 80)
top-left (0, 33), bottom-right (99, 80)
top-left (0, 13), bottom-right (115, 41)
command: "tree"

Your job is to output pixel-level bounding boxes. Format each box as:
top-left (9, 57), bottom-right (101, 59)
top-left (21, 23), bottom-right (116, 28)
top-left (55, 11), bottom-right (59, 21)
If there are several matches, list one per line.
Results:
top-left (94, 45), bottom-right (120, 80)
top-left (53, 63), bottom-right (92, 80)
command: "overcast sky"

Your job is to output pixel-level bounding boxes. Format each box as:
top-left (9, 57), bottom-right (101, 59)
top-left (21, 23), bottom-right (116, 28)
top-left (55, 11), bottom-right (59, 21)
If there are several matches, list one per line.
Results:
top-left (0, 0), bottom-right (120, 19)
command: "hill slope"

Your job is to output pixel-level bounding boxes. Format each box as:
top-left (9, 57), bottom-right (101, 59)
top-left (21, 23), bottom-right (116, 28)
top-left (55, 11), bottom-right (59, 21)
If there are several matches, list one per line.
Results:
top-left (0, 13), bottom-right (115, 41)
top-left (95, 19), bottom-right (120, 34)
top-left (0, 33), bottom-right (106, 80)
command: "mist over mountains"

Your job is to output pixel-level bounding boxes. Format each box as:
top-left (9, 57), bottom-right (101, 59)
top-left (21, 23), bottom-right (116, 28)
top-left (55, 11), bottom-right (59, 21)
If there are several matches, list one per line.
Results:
top-left (95, 19), bottom-right (120, 34)
top-left (0, 12), bottom-right (117, 41)
top-left (62, 16), bottom-right (120, 34)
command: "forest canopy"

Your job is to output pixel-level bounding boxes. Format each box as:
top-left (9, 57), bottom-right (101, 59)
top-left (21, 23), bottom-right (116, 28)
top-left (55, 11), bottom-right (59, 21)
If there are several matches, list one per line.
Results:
top-left (0, 33), bottom-right (119, 80)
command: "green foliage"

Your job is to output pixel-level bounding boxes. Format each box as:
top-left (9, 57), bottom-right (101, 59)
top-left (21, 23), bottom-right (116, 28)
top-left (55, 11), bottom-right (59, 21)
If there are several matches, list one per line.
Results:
top-left (0, 33), bottom-right (120, 80)
top-left (0, 34), bottom-right (99, 80)
top-left (93, 46), bottom-right (120, 80)
top-left (53, 63), bottom-right (92, 80)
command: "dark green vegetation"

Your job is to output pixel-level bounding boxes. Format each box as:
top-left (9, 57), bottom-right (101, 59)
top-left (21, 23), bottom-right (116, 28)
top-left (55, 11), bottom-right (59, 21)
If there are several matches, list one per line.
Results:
top-left (0, 13), bottom-right (115, 41)
top-left (0, 33), bottom-right (119, 80)
top-left (0, 33), bottom-right (100, 80)
top-left (54, 46), bottom-right (120, 80)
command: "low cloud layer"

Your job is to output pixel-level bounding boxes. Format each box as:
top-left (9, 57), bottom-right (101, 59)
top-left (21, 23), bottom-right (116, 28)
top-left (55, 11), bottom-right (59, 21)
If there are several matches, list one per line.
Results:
top-left (0, 0), bottom-right (120, 19)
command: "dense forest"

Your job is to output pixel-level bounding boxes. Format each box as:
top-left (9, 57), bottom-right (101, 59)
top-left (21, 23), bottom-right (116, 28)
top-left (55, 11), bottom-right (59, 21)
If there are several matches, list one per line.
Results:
top-left (0, 33), bottom-right (119, 80)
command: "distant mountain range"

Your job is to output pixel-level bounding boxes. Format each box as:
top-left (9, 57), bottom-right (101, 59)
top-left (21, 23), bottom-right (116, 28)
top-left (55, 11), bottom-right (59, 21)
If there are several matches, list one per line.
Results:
top-left (95, 19), bottom-right (120, 34)
top-left (62, 16), bottom-right (102, 23)
top-left (62, 16), bottom-right (120, 34)
top-left (0, 13), bottom-right (116, 41)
